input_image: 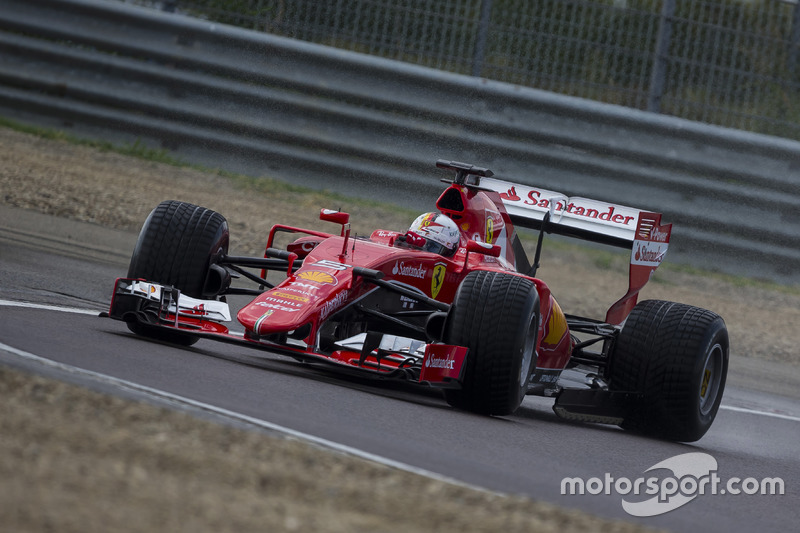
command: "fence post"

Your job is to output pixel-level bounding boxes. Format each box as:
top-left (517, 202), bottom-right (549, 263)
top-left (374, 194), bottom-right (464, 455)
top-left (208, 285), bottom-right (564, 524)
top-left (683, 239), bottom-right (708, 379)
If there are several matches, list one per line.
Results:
top-left (789, 0), bottom-right (800, 79)
top-left (472, 0), bottom-right (493, 77)
top-left (647, 0), bottom-right (675, 113)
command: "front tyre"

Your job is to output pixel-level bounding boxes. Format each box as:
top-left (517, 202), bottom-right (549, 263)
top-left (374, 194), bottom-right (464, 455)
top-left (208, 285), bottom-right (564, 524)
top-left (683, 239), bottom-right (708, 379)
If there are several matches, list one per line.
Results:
top-left (443, 271), bottom-right (540, 416)
top-left (610, 300), bottom-right (729, 442)
top-left (126, 200), bottom-right (229, 345)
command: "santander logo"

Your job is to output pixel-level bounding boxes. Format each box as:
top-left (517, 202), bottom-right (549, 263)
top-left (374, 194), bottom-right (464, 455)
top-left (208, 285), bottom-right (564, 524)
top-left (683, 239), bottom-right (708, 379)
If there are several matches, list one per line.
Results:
top-left (392, 261), bottom-right (427, 279)
top-left (634, 242), bottom-right (666, 265)
top-left (500, 186), bottom-right (521, 202)
top-left (500, 186), bottom-right (635, 227)
top-left (426, 355), bottom-right (455, 369)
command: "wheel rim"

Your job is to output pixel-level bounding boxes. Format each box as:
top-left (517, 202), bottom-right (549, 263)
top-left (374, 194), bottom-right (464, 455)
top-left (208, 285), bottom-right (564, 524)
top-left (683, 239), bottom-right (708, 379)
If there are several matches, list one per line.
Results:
top-left (699, 342), bottom-right (724, 416)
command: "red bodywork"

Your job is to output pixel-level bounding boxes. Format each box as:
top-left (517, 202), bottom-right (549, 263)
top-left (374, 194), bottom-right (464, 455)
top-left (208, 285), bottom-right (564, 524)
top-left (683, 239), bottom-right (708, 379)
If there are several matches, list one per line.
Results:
top-left (232, 182), bottom-right (572, 377)
top-left (110, 168), bottom-right (670, 391)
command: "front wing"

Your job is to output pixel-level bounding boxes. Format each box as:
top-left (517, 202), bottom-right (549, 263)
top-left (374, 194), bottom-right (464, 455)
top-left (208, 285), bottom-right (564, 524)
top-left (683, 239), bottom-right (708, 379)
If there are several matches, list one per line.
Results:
top-left (108, 278), bottom-right (468, 388)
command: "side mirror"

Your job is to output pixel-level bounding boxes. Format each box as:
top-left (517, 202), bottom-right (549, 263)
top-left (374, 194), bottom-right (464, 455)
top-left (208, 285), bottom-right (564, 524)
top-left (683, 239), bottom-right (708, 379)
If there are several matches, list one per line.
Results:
top-left (466, 239), bottom-right (501, 257)
top-left (319, 209), bottom-right (350, 225)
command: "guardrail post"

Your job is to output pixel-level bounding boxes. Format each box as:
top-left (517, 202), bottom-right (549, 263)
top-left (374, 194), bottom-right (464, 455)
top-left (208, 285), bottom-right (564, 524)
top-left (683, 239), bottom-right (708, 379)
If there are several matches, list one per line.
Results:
top-left (788, 0), bottom-right (800, 79)
top-left (647, 0), bottom-right (675, 113)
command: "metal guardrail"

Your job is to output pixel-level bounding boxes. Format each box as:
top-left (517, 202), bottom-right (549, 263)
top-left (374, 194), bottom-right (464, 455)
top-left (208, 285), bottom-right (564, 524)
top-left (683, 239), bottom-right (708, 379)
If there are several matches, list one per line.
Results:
top-left (1, 0), bottom-right (800, 282)
top-left (119, 0), bottom-right (800, 141)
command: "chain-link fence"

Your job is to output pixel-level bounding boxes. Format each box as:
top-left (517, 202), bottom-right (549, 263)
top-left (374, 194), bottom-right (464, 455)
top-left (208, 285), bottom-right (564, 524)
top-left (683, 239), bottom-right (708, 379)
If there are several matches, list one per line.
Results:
top-left (118, 0), bottom-right (800, 141)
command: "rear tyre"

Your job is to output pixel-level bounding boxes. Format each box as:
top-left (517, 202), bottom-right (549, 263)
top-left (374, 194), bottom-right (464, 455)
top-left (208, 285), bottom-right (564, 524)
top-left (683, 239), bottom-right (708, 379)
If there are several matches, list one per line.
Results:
top-left (610, 300), bottom-right (728, 442)
top-left (443, 271), bottom-right (539, 416)
top-left (126, 200), bottom-right (229, 345)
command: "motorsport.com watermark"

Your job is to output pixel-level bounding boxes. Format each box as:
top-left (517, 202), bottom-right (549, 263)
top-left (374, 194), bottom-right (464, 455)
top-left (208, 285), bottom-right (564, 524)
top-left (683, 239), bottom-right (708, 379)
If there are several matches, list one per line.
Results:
top-left (561, 452), bottom-right (784, 517)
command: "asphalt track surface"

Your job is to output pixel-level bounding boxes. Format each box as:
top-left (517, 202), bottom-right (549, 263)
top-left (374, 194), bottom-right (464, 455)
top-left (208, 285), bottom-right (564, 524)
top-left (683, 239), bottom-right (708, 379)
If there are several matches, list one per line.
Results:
top-left (1, 206), bottom-right (798, 532)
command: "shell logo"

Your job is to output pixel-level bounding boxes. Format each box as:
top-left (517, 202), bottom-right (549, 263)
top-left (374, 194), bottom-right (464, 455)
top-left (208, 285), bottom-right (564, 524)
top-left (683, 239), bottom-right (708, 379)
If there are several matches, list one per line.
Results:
top-left (543, 300), bottom-right (568, 346)
top-left (297, 270), bottom-right (337, 285)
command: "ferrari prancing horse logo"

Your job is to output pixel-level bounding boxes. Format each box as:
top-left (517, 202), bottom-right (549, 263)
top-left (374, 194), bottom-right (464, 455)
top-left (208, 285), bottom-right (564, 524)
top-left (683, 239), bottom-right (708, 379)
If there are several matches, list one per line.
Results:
top-left (431, 263), bottom-right (446, 299)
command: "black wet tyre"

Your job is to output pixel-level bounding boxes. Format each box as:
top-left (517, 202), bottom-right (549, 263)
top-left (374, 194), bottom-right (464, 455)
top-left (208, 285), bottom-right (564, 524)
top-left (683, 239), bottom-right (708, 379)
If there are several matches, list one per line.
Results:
top-left (443, 270), bottom-right (539, 416)
top-left (128, 200), bottom-right (229, 297)
top-left (610, 300), bottom-right (728, 442)
top-left (126, 200), bottom-right (229, 345)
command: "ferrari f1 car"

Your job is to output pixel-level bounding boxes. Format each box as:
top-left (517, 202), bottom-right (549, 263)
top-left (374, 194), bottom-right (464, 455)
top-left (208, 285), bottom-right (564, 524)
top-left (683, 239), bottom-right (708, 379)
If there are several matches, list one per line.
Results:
top-left (109, 160), bottom-right (728, 442)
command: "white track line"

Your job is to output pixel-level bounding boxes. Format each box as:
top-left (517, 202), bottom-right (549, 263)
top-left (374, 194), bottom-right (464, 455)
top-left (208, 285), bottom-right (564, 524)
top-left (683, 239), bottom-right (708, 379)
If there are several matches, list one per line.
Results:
top-left (718, 405), bottom-right (800, 423)
top-left (0, 324), bottom-right (487, 493)
top-left (2, 299), bottom-right (798, 424)
top-left (0, 299), bottom-right (101, 315)
top-left (0, 339), bottom-right (488, 492)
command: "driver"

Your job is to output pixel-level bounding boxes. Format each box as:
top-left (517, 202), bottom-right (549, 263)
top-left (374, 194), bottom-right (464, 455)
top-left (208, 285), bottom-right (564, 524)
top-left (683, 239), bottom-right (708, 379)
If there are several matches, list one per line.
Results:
top-left (399, 212), bottom-right (461, 257)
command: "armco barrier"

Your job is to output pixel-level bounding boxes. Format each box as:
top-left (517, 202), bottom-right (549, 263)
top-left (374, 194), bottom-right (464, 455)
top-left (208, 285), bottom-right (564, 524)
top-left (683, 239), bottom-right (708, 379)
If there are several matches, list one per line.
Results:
top-left (1, 0), bottom-right (800, 282)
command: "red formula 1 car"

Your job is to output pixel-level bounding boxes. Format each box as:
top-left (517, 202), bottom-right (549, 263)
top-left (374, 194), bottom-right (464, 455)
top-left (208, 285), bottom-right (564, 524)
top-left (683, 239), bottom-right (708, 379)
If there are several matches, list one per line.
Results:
top-left (109, 160), bottom-right (729, 442)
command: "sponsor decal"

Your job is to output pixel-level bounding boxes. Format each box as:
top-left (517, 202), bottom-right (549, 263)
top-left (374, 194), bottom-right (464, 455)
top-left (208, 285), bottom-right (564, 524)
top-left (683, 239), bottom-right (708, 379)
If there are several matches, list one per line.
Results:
top-left (632, 241), bottom-right (667, 267)
top-left (431, 263), bottom-right (446, 299)
top-left (426, 355), bottom-right (455, 370)
top-left (320, 290), bottom-right (349, 320)
top-left (131, 281), bottom-right (159, 298)
top-left (254, 302), bottom-right (301, 313)
top-left (291, 282), bottom-right (319, 292)
top-left (261, 296), bottom-right (302, 307)
top-left (543, 300), bottom-right (569, 346)
top-left (297, 270), bottom-right (337, 285)
top-left (650, 226), bottom-right (669, 242)
top-left (499, 185), bottom-right (636, 227)
top-left (638, 224), bottom-right (670, 243)
top-left (272, 291), bottom-right (310, 303)
top-left (277, 286), bottom-right (316, 297)
top-left (537, 373), bottom-right (559, 383)
top-left (486, 216), bottom-right (494, 243)
top-left (529, 368), bottom-right (563, 385)
top-left (529, 368), bottom-right (561, 384)
top-left (500, 187), bottom-right (521, 202)
top-left (400, 295), bottom-right (417, 309)
top-left (420, 344), bottom-right (468, 384)
top-left (392, 261), bottom-right (427, 279)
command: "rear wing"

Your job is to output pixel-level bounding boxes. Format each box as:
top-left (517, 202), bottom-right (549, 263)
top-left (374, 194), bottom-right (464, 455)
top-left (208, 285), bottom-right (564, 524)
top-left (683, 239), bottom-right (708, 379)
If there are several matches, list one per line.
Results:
top-left (479, 177), bottom-right (643, 249)
top-left (477, 177), bottom-right (672, 324)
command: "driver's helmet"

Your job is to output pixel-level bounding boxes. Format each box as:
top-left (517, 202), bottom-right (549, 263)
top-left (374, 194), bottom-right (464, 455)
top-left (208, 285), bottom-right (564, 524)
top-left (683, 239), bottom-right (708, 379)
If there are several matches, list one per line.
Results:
top-left (405, 212), bottom-right (460, 257)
